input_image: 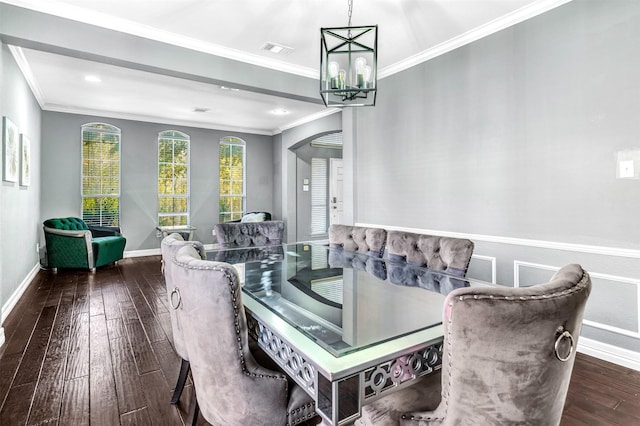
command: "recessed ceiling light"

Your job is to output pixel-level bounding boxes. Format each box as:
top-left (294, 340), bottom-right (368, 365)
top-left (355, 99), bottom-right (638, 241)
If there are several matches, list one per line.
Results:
top-left (270, 108), bottom-right (290, 115)
top-left (84, 75), bottom-right (102, 83)
top-left (261, 42), bottom-right (294, 55)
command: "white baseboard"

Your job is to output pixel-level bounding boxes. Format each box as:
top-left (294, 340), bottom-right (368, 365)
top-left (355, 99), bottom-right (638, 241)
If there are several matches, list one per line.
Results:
top-left (123, 248), bottom-right (161, 258)
top-left (124, 244), bottom-right (218, 258)
top-left (2, 263), bottom-right (40, 324)
top-left (0, 327), bottom-right (5, 348)
top-left (578, 337), bottom-right (640, 371)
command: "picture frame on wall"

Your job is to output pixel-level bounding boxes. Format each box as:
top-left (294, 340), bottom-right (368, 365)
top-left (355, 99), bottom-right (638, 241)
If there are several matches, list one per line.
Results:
top-left (20, 134), bottom-right (31, 186)
top-left (2, 116), bottom-right (19, 182)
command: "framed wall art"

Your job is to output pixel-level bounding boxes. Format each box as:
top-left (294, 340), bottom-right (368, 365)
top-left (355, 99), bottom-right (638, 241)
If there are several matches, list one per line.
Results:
top-left (2, 116), bottom-right (19, 182)
top-left (20, 134), bottom-right (31, 186)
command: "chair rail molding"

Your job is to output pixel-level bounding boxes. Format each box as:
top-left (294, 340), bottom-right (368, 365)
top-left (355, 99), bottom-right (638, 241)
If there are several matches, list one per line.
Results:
top-left (515, 260), bottom-right (640, 340)
top-left (358, 223), bottom-right (640, 370)
top-left (356, 223), bottom-right (640, 259)
top-left (469, 254), bottom-right (497, 284)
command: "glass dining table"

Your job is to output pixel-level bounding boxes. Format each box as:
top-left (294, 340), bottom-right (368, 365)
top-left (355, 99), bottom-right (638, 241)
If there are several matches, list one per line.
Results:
top-left (206, 243), bottom-right (491, 425)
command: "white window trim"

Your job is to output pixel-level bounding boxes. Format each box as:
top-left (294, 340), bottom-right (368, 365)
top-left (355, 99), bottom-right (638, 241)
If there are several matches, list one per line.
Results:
top-left (219, 136), bottom-right (246, 221)
top-left (80, 122), bottom-right (122, 226)
top-left (158, 130), bottom-right (191, 226)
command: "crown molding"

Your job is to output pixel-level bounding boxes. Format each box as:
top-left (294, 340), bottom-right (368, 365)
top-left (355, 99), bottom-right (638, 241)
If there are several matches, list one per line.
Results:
top-left (2, 0), bottom-right (319, 79)
top-left (277, 108), bottom-right (341, 134)
top-left (7, 45), bottom-right (45, 108)
top-left (42, 103), bottom-right (338, 136)
top-left (42, 104), bottom-right (276, 136)
top-left (378, 0), bottom-right (573, 79)
top-left (5, 0), bottom-right (572, 82)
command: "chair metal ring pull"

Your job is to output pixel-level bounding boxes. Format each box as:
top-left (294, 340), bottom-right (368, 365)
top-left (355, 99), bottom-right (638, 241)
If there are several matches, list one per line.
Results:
top-left (554, 330), bottom-right (574, 362)
top-left (170, 287), bottom-right (182, 310)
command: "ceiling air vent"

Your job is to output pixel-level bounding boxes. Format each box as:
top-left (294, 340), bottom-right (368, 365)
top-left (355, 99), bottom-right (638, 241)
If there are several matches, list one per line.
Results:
top-left (261, 42), bottom-right (294, 55)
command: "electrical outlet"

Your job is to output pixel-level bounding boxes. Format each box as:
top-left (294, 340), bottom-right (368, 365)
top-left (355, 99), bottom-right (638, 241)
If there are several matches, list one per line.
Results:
top-left (619, 160), bottom-right (635, 178)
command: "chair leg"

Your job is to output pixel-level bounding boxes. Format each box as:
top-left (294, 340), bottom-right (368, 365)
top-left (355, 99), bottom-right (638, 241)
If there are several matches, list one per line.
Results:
top-left (170, 358), bottom-right (190, 404)
top-left (188, 391), bottom-right (200, 426)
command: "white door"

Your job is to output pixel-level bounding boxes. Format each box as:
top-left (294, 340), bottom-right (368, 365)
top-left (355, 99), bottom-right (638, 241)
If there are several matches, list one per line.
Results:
top-left (329, 158), bottom-right (344, 226)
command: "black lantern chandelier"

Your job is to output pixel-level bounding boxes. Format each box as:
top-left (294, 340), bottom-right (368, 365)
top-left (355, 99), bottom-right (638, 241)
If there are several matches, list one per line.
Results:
top-left (320, 0), bottom-right (377, 107)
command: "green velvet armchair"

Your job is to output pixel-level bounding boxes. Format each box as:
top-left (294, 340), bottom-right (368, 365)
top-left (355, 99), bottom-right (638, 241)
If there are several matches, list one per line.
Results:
top-left (43, 217), bottom-right (127, 272)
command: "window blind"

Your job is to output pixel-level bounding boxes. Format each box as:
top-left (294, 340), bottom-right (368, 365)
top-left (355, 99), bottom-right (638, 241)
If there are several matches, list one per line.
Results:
top-left (311, 277), bottom-right (343, 305)
top-left (219, 137), bottom-right (246, 223)
top-left (158, 130), bottom-right (190, 226)
top-left (81, 123), bottom-right (121, 226)
top-left (311, 157), bottom-right (328, 235)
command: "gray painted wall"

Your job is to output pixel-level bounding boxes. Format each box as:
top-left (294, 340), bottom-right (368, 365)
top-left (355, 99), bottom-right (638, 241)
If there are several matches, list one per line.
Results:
top-left (41, 111), bottom-right (274, 250)
top-left (357, 0), bottom-right (640, 249)
top-left (352, 0), bottom-right (640, 354)
top-left (0, 43), bottom-right (42, 319)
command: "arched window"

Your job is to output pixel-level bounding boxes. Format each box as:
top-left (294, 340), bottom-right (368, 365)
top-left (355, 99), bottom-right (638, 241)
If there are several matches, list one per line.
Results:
top-left (158, 130), bottom-right (190, 226)
top-left (81, 123), bottom-right (121, 226)
top-left (219, 136), bottom-right (246, 223)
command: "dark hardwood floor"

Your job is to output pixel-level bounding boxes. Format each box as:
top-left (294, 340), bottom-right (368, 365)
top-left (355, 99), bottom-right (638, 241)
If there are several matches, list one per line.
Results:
top-left (0, 255), bottom-right (639, 425)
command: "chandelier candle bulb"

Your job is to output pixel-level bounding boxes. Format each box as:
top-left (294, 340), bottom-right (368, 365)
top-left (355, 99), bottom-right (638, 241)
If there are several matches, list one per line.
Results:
top-left (364, 65), bottom-right (372, 88)
top-left (329, 61), bottom-right (340, 89)
top-left (339, 69), bottom-right (346, 90)
top-left (355, 57), bottom-right (367, 88)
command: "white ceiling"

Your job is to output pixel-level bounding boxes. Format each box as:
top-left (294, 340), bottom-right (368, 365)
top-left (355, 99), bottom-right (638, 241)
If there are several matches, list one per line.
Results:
top-left (5, 0), bottom-right (568, 135)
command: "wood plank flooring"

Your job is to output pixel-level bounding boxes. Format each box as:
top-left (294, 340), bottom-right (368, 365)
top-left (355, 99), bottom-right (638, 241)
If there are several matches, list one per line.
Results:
top-left (0, 255), bottom-right (639, 425)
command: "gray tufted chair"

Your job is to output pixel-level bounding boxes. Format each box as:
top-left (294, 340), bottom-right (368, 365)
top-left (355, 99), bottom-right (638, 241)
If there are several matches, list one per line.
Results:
top-left (328, 224), bottom-right (387, 258)
top-left (386, 231), bottom-right (474, 277)
top-left (328, 248), bottom-right (388, 281)
top-left (160, 233), bottom-right (206, 406)
top-left (171, 245), bottom-right (317, 426)
top-left (215, 220), bottom-right (285, 248)
top-left (387, 262), bottom-right (469, 295)
top-left (355, 263), bottom-right (591, 426)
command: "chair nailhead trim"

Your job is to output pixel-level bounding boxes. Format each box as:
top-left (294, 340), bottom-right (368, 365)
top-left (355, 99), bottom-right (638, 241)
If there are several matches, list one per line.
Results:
top-left (430, 269), bottom-right (591, 423)
top-left (173, 257), bottom-right (286, 381)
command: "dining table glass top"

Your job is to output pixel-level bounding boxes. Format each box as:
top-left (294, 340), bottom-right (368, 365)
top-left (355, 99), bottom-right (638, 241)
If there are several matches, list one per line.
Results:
top-left (206, 243), bottom-right (485, 358)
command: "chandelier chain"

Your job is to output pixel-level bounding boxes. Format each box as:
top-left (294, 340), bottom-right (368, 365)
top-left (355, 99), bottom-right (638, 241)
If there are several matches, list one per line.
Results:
top-left (347, 0), bottom-right (353, 27)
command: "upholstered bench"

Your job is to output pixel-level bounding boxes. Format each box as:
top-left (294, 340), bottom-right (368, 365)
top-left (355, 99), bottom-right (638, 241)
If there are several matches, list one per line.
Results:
top-left (214, 220), bottom-right (284, 248)
top-left (386, 230), bottom-right (474, 277)
top-left (43, 217), bottom-right (126, 271)
top-left (328, 248), bottom-right (387, 280)
top-left (387, 262), bottom-right (469, 294)
top-left (328, 224), bottom-right (387, 258)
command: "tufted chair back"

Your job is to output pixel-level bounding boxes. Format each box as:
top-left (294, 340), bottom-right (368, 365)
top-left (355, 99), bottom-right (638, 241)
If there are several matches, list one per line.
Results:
top-left (160, 233), bottom-right (205, 360)
top-left (171, 246), bottom-right (316, 426)
top-left (356, 264), bottom-right (592, 426)
top-left (43, 216), bottom-right (126, 271)
top-left (328, 224), bottom-right (387, 258)
top-left (328, 248), bottom-right (387, 280)
top-left (386, 231), bottom-right (474, 277)
top-left (214, 244), bottom-right (285, 264)
top-left (387, 262), bottom-right (469, 295)
top-left (215, 221), bottom-right (285, 248)
top-left (44, 217), bottom-right (90, 230)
